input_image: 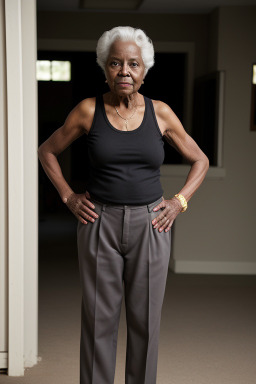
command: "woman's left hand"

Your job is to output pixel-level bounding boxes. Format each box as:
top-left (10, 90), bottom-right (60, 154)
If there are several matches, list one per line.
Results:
top-left (151, 197), bottom-right (183, 233)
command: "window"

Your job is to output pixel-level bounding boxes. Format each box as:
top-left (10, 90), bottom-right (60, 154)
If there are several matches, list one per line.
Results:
top-left (36, 60), bottom-right (71, 81)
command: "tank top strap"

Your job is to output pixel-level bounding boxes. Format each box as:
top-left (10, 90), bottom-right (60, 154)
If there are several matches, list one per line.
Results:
top-left (144, 96), bottom-right (163, 138)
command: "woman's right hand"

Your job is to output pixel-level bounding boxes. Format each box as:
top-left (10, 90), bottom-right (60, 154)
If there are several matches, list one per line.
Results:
top-left (65, 190), bottom-right (99, 224)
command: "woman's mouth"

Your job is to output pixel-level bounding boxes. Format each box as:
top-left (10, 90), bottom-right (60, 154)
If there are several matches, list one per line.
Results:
top-left (117, 82), bottom-right (133, 87)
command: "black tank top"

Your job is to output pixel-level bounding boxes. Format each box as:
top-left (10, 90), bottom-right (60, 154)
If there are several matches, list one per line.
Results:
top-left (86, 94), bottom-right (165, 205)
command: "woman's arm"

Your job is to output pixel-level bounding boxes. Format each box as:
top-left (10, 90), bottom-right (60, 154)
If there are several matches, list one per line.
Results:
top-left (38, 99), bottom-right (86, 201)
top-left (152, 100), bottom-right (209, 232)
top-left (38, 97), bottom-right (98, 224)
top-left (162, 120), bottom-right (209, 203)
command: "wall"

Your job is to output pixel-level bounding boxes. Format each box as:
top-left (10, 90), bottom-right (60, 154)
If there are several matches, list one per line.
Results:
top-left (171, 6), bottom-right (256, 274)
top-left (208, 7), bottom-right (219, 72)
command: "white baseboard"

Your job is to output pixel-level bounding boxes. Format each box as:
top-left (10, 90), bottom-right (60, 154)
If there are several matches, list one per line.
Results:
top-left (169, 260), bottom-right (256, 275)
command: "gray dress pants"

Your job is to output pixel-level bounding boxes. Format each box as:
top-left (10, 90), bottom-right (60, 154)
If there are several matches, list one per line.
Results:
top-left (77, 195), bottom-right (171, 384)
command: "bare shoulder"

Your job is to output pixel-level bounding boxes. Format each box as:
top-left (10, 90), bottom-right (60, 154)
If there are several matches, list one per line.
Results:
top-left (75, 97), bottom-right (96, 135)
top-left (151, 99), bottom-right (177, 122)
top-left (79, 96), bottom-right (96, 112)
top-left (151, 99), bottom-right (184, 137)
top-left (62, 96), bottom-right (96, 136)
top-left (151, 99), bottom-right (172, 114)
top-left (38, 97), bottom-right (97, 156)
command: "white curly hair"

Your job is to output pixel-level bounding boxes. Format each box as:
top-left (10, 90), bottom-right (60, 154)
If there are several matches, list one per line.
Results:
top-left (96, 26), bottom-right (155, 78)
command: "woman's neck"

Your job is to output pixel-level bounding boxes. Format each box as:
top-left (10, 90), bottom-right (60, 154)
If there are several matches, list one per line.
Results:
top-left (108, 92), bottom-right (140, 109)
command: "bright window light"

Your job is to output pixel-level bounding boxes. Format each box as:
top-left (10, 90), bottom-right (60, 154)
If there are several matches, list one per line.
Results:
top-left (36, 60), bottom-right (51, 80)
top-left (52, 61), bottom-right (71, 81)
top-left (253, 64), bottom-right (256, 85)
top-left (36, 60), bottom-right (71, 81)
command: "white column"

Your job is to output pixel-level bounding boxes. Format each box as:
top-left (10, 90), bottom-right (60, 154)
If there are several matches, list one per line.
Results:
top-left (5, 0), bottom-right (24, 376)
top-left (21, 0), bottom-right (38, 368)
top-left (0, 0), bottom-right (8, 369)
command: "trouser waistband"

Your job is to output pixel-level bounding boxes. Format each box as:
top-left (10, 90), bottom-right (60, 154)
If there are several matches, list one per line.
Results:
top-left (89, 195), bottom-right (164, 213)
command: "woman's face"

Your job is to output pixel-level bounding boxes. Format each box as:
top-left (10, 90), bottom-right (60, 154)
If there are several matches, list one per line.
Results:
top-left (105, 40), bottom-right (145, 97)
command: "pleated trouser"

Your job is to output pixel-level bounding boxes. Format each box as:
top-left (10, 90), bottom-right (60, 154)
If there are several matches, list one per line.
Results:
top-left (77, 195), bottom-right (171, 384)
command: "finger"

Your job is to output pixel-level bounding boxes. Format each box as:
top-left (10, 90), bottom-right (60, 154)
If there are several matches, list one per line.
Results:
top-left (81, 197), bottom-right (96, 211)
top-left (152, 200), bottom-right (165, 212)
top-left (76, 213), bottom-right (88, 225)
top-left (158, 215), bottom-right (175, 231)
top-left (80, 217), bottom-right (88, 225)
top-left (79, 209), bottom-right (96, 223)
top-left (164, 221), bottom-right (173, 232)
top-left (80, 205), bottom-right (99, 219)
top-left (152, 211), bottom-right (168, 226)
top-left (158, 218), bottom-right (170, 232)
top-left (162, 218), bottom-right (174, 232)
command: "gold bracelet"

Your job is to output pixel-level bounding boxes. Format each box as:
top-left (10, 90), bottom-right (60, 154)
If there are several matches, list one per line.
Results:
top-left (174, 194), bottom-right (188, 212)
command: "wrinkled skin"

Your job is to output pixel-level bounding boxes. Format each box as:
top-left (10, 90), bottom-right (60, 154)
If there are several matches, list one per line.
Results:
top-left (151, 197), bottom-right (183, 232)
top-left (65, 190), bottom-right (99, 225)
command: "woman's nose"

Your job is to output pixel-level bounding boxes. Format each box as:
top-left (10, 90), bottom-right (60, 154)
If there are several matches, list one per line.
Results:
top-left (119, 63), bottom-right (129, 76)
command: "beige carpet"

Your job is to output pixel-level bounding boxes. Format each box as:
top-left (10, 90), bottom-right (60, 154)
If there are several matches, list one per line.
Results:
top-left (1, 213), bottom-right (256, 384)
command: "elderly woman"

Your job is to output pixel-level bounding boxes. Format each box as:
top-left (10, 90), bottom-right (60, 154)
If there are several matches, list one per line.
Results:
top-left (38, 26), bottom-right (209, 384)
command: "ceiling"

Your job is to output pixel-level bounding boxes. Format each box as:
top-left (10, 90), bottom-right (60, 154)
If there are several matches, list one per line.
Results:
top-left (37, 0), bottom-right (256, 14)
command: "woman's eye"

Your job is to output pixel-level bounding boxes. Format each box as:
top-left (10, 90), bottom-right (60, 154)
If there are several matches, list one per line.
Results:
top-left (131, 62), bottom-right (138, 67)
top-left (111, 61), bottom-right (119, 66)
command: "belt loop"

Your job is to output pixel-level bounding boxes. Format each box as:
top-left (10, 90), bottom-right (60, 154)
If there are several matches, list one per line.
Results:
top-left (102, 204), bottom-right (106, 212)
